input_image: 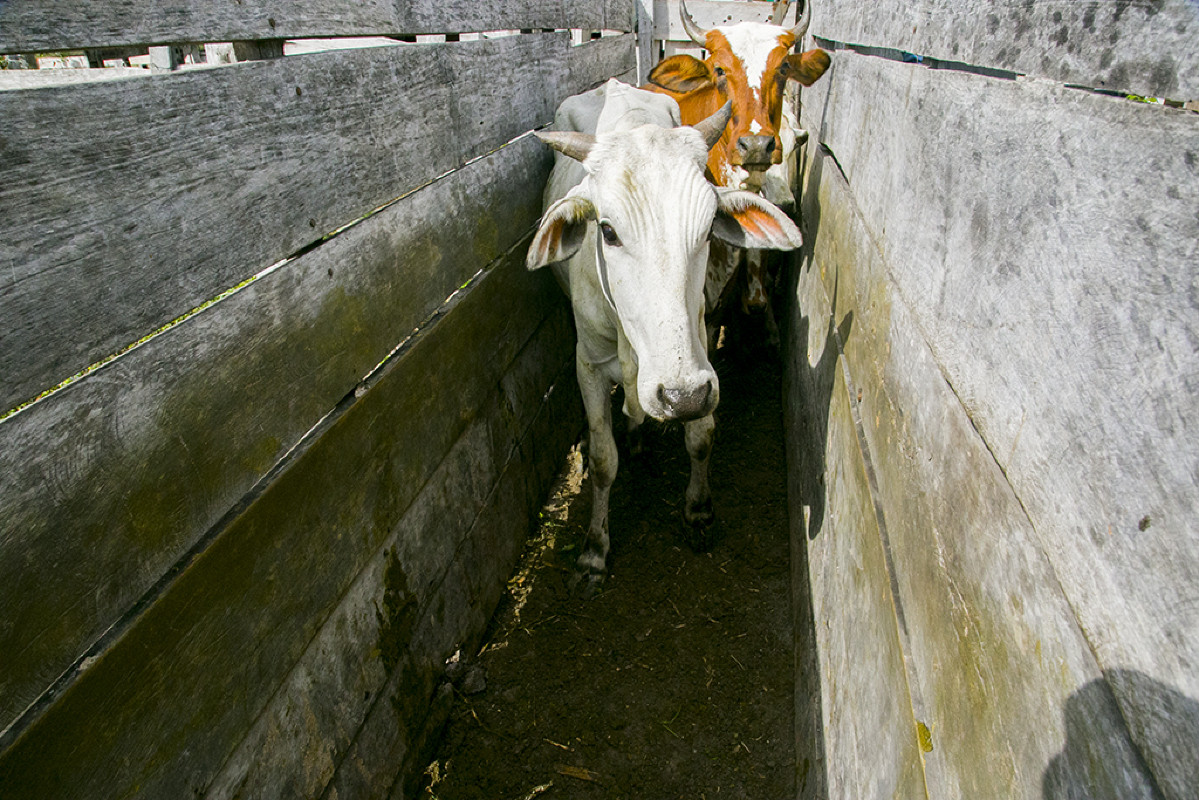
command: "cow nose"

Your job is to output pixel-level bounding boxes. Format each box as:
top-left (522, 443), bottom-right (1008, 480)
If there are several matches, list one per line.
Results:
top-left (736, 135), bottom-right (775, 167)
top-left (657, 381), bottom-right (714, 421)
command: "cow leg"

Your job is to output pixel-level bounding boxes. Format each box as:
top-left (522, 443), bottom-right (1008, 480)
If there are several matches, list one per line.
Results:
top-left (682, 412), bottom-right (717, 549)
top-left (763, 295), bottom-right (781, 350)
top-left (575, 353), bottom-right (617, 596)
top-left (743, 249), bottom-right (781, 348)
top-left (625, 413), bottom-right (644, 458)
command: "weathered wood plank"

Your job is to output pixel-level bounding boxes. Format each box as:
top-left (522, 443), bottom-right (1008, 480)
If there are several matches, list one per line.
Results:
top-left (0, 247), bottom-right (566, 799)
top-left (0, 66), bottom-right (147, 87)
top-left (813, 0), bottom-right (1199, 98)
top-left (0, 0), bottom-right (635, 53)
top-left (662, 40), bottom-right (705, 60)
top-left (636, 0), bottom-right (655, 84)
top-left (652, 0), bottom-right (781, 42)
top-left (0, 136), bottom-right (551, 737)
top-left (204, 313), bottom-right (578, 800)
top-left (793, 139), bottom-right (1160, 798)
top-left (0, 32), bottom-right (633, 410)
top-left (783, 285), bottom-right (929, 800)
top-left (800, 51), bottom-right (1198, 797)
top-left (318, 359), bottom-right (582, 800)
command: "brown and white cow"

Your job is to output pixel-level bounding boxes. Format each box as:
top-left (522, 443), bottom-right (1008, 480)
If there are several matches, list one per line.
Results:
top-left (646, 0), bottom-right (831, 341)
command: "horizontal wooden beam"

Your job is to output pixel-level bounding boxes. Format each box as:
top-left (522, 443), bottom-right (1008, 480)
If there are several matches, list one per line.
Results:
top-left (0, 32), bottom-right (633, 411)
top-left (0, 246), bottom-right (571, 799)
top-left (0, 135), bottom-right (553, 737)
top-left (814, 0), bottom-right (1199, 99)
top-left (0, 0), bottom-right (636, 53)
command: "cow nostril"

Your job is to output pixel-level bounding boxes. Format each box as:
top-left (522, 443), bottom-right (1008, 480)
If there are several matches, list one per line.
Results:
top-left (657, 380), bottom-right (715, 420)
top-left (765, 138), bottom-right (775, 154)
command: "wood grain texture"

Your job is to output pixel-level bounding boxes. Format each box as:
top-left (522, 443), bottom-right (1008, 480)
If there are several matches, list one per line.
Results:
top-left (637, 0), bottom-right (655, 84)
top-left (0, 66), bottom-right (147, 87)
top-left (0, 136), bottom-right (550, 738)
top-left (813, 0), bottom-right (1199, 98)
top-left (204, 313), bottom-right (578, 800)
top-left (783, 261), bottom-right (930, 800)
top-left (800, 50), bottom-right (1199, 798)
top-left (652, 0), bottom-right (783, 42)
top-left (0, 249), bottom-right (567, 800)
top-left (0, 0), bottom-right (635, 52)
top-left (0, 31), bottom-right (633, 411)
top-left (317, 358), bottom-right (581, 800)
top-left (792, 136), bottom-right (1159, 798)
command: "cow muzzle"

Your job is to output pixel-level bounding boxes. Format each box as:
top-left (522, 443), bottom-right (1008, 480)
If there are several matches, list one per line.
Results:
top-left (656, 379), bottom-right (716, 421)
top-left (735, 135), bottom-right (778, 168)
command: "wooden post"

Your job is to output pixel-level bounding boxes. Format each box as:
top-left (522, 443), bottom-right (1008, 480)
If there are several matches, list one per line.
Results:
top-left (637, 0), bottom-right (655, 84)
top-left (149, 45), bottom-right (183, 71)
top-left (232, 39), bottom-right (285, 61)
top-left (204, 43), bottom-right (236, 65)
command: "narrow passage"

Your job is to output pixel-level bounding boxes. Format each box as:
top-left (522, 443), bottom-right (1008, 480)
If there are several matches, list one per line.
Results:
top-left (423, 327), bottom-right (796, 800)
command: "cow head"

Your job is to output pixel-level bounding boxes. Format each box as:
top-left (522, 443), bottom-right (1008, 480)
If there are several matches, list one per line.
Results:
top-left (647, 0), bottom-right (830, 192)
top-left (527, 101), bottom-right (804, 421)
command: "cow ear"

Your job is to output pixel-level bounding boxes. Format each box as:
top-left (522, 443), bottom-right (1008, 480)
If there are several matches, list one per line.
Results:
top-left (712, 189), bottom-right (804, 250)
top-left (527, 195), bottom-right (596, 270)
top-left (781, 49), bottom-right (831, 86)
top-left (648, 55), bottom-right (715, 94)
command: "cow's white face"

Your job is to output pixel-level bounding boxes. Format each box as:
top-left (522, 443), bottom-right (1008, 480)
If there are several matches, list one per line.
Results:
top-left (584, 125), bottom-right (718, 421)
top-left (528, 121), bottom-right (805, 421)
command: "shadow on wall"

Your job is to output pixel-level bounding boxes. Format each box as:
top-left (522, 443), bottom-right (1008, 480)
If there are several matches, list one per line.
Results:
top-left (787, 132), bottom-right (853, 542)
top-left (783, 123), bottom-right (853, 800)
top-left (1043, 670), bottom-right (1199, 800)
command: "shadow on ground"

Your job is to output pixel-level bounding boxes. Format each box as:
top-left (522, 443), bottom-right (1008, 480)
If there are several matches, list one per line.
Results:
top-left (420, 324), bottom-right (796, 800)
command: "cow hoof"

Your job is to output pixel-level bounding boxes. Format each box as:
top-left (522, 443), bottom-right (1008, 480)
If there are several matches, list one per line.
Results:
top-left (627, 426), bottom-right (644, 459)
top-left (571, 551), bottom-right (607, 598)
top-left (683, 500), bottom-right (717, 552)
top-left (570, 568), bottom-right (606, 599)
top-left (684, 497), bottom-right (715, 528)
top-left (682, 519), bottom-right (719, 552)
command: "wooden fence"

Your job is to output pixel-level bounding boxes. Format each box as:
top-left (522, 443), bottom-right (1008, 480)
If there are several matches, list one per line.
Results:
top-left (0, 3), bottom-right (637, 797)
top-left (785, 2), bottom-right (1198, 798)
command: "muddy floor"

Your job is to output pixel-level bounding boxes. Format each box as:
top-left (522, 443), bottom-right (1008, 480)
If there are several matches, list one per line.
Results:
top-left (421, 324), bottom-right (795, 800)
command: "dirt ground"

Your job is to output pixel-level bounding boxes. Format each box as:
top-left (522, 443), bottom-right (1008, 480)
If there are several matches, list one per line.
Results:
top-left (421, 324), bottom-right (796, 800)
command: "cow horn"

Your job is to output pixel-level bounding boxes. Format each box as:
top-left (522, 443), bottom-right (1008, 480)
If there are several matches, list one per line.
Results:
top-left (769, 0), bottom-right (792, 26)
top-left (679, 0), bottom-right (711, 47)
top-left (536, 130), bottom-right (596, 163)
top-left (787, 0), bottom-right (812, 40)
top-left (693, 101), bottom-right (733, 150)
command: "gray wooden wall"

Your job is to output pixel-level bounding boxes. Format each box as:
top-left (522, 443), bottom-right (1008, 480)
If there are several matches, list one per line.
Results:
top-left (0, 3), bottom-right (636, 797)
top-left (784, 2), bottom-right (1198, 799)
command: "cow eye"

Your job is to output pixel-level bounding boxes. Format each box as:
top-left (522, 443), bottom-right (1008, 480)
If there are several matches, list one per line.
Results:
top-left (713, 66), bottom-right (725, 77)
top-left (599, 222), bottom-right (622, 247)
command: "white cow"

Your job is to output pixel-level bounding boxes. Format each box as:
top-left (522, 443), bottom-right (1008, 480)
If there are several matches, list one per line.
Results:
top-left (527, 79), bottom-right (803, 594)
